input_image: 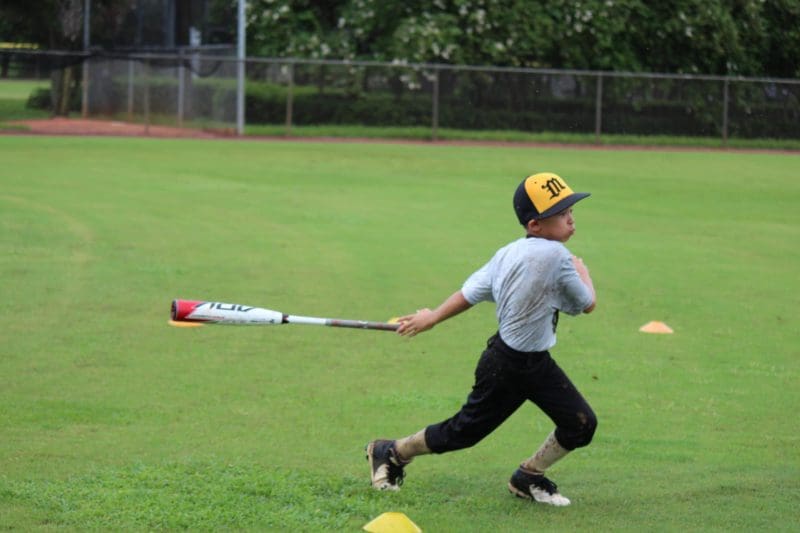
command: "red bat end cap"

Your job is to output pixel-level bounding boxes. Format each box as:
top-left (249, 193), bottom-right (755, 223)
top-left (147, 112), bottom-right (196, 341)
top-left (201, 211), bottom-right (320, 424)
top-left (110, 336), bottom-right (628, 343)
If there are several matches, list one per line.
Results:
top-left (171, 299), bottom-right (204, 321)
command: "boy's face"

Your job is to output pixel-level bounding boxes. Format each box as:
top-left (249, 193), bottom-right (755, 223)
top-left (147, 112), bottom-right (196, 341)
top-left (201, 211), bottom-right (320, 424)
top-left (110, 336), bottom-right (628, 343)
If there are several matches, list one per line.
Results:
top-left (528, 207), bottom-right (576, 242)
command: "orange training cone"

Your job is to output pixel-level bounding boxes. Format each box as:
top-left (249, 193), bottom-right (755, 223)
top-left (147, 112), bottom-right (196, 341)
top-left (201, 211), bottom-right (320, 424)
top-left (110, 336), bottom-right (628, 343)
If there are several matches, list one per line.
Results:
top-left (639, 321), bottom-right (674, 334)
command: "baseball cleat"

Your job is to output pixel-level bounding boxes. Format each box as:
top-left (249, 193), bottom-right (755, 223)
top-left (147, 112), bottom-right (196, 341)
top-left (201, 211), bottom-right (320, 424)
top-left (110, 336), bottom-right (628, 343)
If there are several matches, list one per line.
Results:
top-left (365, 439), bottom-right (408, 491)
top-left (508, 467), bottom-right (571, 506)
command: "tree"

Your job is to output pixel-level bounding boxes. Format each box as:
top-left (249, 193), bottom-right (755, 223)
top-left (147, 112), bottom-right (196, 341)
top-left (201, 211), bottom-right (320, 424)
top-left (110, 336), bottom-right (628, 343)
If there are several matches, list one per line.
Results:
top-left (242, 0), bottom-right (799, 78)
top-left (761, 0), bottom-right (800, 77)
top-left (3, 0), bottom-right (799, 82)
top-left (1, 0), bottom-right (84, 114)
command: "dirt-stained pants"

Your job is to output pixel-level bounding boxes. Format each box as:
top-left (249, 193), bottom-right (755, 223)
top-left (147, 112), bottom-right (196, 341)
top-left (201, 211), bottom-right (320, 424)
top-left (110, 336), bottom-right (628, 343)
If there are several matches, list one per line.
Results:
top-left (425, 333), bottom-right (597, 453)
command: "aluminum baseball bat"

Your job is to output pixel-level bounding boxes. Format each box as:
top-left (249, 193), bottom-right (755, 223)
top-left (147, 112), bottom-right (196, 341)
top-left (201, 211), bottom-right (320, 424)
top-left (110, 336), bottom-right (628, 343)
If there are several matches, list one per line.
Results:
top-left (170, 299), bottom-right (400, 331)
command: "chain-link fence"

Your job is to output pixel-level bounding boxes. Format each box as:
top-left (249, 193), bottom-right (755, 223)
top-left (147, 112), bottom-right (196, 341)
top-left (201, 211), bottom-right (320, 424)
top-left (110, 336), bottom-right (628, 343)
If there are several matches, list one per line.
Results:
top-left (87, 48), bottom-right (238, 128)
top-left (3, 50), bottom-right (799, 142)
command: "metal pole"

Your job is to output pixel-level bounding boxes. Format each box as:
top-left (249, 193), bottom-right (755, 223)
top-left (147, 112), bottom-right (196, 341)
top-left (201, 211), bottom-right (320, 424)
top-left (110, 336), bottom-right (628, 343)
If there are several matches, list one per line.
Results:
top-left (144, 60), bottom-right (150, 135)
top-left (594, 73), bottom-right (603, 143)
top-left (81, 0), bottom-right (90, 117)
top-left (722, 78), bottom-right (729, 146)
top-left (127, 59), bottom-right (134, 120)
top-left (432, 68), bottom-right (439, 141)
top-left (285, 62), bottom-right (294, 134)
top-left (236, 0), bottom-right (246, 135)
top-left (177, 49), bottom-right (184, 127)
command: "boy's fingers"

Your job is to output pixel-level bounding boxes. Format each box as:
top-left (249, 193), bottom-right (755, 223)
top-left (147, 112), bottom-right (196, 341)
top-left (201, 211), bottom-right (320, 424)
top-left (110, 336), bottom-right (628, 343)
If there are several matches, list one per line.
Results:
top-left (397, 324), bottom-right (417, 337)
top-left (395, 317), bottom-right (415, 334)
top-left (394, 309), bottom-right (434, 336)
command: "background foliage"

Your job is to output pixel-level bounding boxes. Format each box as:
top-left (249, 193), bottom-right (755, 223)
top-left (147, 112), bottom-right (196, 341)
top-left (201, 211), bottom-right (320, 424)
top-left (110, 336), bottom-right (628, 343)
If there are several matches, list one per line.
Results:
top-left (1, 0), bottom-right (800, 77)
top-left (246, 0), bottom-right (800, 77)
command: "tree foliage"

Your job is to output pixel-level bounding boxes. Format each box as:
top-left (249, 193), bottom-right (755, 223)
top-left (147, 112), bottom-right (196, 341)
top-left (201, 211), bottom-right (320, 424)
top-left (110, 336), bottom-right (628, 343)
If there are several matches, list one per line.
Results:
top-left (245, 0), bottom-right (800, 77)
top-left (1, 0), bottom-right (799, 77)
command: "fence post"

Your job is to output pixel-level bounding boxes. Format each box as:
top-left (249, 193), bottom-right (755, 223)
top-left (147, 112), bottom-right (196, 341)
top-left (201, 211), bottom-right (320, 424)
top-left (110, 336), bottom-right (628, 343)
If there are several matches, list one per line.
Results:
top-left (81, 0), bottom-right (90, 118)
top-left (432, 67), bottom-right (440, 141)
top-left (144, 59), bottom-right (150, 135)
top-left (235, 0), bottom-right (246, 136)
top-left (81, 57), bottom-right (89, 118)
top-left (286, 61), bottom-right (294, 135)
top-left (722, 78), bottom-right (729, 146)
top-left (127, 59), bottom-right (134, 120)
top-left (594, 73), bottom-right (603, 144)
top-left (177, 49), bottom-right (185, 127)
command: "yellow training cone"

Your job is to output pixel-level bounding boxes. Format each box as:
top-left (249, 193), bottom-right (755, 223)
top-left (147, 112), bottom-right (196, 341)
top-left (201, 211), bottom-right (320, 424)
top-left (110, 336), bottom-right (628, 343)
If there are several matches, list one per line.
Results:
top-left (639, 321), bottom-right (674, 334)
top-left (363, 512), bottom-right (422, 533)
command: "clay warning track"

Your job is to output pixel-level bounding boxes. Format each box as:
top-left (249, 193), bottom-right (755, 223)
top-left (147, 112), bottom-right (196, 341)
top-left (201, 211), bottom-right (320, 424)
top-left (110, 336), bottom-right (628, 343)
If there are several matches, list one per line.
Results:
top-left (7, 117), bottom-right (224, 139)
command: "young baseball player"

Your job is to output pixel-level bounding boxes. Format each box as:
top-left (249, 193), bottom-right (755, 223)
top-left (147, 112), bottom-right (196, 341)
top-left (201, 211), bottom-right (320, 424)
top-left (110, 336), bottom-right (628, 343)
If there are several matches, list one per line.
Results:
top-left (366, 172), bottom-right (597, 506)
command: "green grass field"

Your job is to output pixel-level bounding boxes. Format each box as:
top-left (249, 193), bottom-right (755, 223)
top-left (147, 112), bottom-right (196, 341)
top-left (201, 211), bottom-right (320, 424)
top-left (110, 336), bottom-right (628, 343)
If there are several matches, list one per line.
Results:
top-left (245, 124), bottom-right (800, 152)
top-left (1, 136), bottom-right (798, 531)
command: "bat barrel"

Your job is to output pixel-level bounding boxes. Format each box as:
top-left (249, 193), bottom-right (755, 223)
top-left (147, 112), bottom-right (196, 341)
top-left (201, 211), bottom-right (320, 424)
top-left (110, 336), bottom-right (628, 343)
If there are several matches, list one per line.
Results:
top-left (171, 299), bottom-right (285, 325)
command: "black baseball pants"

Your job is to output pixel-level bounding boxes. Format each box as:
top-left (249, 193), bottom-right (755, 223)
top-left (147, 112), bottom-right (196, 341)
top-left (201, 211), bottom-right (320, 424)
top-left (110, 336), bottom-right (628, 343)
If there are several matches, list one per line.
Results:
top-left (425, 333), bottom-right (597, 453)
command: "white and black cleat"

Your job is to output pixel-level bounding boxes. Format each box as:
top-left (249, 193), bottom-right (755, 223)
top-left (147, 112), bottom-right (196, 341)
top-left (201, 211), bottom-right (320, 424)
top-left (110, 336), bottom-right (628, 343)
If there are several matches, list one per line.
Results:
top-left (365, 439), bottom-right (408, 491)
top-left (508, 467), bottom-right (571, 506)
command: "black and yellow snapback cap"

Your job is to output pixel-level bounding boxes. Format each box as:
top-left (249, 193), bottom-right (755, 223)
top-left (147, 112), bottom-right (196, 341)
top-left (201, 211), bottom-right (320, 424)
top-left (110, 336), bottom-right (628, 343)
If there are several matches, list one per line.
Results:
top-left (513, 172), bottom-right (590, 225)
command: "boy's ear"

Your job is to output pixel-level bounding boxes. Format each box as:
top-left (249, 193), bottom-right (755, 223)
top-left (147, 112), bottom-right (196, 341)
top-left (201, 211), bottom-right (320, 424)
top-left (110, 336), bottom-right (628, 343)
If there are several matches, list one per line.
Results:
top-left (526, 218), bottom-right (540, 235)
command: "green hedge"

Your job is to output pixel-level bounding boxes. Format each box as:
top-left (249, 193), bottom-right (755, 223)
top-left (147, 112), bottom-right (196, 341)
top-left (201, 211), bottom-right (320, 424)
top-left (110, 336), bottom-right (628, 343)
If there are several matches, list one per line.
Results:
top-left (245, 85), bottom-right (798, 138)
